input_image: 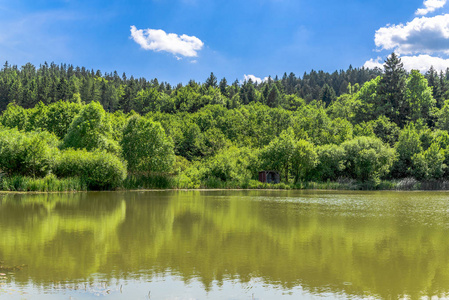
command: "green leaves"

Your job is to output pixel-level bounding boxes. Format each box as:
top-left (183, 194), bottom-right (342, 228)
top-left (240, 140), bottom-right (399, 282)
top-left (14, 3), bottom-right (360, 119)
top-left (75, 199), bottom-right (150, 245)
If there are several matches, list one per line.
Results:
top-left (121, 115), bottom-right (175, 174)
top-left (63, 101), bottom-right (120, 154)
top-left (341, 136), bottom-right (396, 182)
top-left (261, 128), bottom-right (317, 183)
top-left (54, 149), bottom-right (127, 189)
top-left (0, 128), bottom-right (59, 177)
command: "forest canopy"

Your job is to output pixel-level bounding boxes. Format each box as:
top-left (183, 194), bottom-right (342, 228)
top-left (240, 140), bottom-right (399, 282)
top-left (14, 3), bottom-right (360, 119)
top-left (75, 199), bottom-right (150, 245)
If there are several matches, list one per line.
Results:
top-left (1, 54), bottom-right (449, 190)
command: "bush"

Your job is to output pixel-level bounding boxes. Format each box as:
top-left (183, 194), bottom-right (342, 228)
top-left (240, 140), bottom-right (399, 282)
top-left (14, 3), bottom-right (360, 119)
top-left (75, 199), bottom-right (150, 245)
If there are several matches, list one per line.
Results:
top-left (54, 149), bottom-right (127, 189)
top-left (341, 136), bottom-right (396, 181)
top-left (312, 144), bottom-right (346, 181)
top-left (121, 115), bottom-right (175, 173)
top-left (0, 128), bottom-right (59, 177)
top-left (63, 101), bottom-right (120, 154)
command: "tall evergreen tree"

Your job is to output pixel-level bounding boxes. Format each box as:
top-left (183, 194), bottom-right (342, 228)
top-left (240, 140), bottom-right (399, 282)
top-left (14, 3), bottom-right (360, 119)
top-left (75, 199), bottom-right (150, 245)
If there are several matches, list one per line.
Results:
top-left (425, 66), bottom-right (442, 106)
top-left (320, 84), bottom-right (337, 105)
top-left (266, 85), bottom-right (281, 108)
top-left (205, 72), bottom-right (218, 89)
top-left (219, 77), bottom-right (228, 97)
top-left (378, 53), bottom-right (406, 125)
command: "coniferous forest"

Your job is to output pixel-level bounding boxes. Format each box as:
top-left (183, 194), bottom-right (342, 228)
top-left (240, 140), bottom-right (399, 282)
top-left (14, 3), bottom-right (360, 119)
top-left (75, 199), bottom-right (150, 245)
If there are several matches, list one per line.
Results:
top-left (1, 54), bottom-right (449, 191)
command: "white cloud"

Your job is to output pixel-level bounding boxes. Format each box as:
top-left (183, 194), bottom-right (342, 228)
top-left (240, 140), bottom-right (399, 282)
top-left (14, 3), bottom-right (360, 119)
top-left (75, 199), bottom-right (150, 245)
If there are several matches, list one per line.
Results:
top-left (375, 14), bottom-right (449, 55)
top-left (363, 54), bottom-right (449, 72)
top-left (130, 25), bottom-right (204, 57)
top-left (401, 54), bottom-right (449, 71)
top-left (416, 0), bottom-right (447, 15)
top-left (243, 74), bottom-right (268, 84)
top-left (363, 57), bottom-right (383, 69)
top-left (365, 1), bottom-right (449, 73)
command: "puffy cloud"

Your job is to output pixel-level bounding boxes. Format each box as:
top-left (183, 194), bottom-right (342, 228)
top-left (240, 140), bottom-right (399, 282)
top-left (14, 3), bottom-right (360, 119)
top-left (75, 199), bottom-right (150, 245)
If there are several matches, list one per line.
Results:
top-left (243, 74), bottom-right (268, 84)
top-left (416, 0), bottom-right (447, 15)
top-left (375, 14), bottom-right (449, 55)
top-left (363, 57), bottom-right (384, 69)
top-left (363, 54), bottom-right (449, 72)
top-left (130, 25), bottom-right (204, 57)
top-left (401, 54), bottom-right (449, 72)
top-left (365, 1), bottom-right (449, 73)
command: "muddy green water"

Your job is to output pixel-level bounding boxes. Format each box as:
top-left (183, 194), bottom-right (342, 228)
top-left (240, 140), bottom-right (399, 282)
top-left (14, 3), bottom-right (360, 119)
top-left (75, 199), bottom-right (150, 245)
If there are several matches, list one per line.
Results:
top-left (1, 190), bottom-right (449, 299)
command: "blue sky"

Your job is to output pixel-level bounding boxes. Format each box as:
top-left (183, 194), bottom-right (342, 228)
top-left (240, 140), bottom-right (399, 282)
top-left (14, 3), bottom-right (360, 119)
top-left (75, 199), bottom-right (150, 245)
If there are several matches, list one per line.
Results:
top-left (1, 0), bottom-right (449, 84)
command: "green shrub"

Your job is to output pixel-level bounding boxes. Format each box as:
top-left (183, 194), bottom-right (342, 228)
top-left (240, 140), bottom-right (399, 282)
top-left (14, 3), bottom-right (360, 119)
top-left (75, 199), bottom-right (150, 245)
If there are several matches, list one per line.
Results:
top-left (54, 149), bottom-right (127, 190)
top-left (121, 115), bottom-right (175, 173)
top-left (341, 136), bottom-right (396, 181)
top-left (63, 101), bottom-right (120, 154)
top-left (0, 128), bottom-right (59, 177)
top-left (0, 102), bottom-right (28, 130)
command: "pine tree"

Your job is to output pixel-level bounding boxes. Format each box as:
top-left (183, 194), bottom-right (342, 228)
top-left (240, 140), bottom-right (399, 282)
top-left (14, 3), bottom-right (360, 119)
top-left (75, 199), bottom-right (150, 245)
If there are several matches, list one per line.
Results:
top-left (205, 72), bottom-right (218, 89)
top-left (426, 66), bottom-right (442, 105)
top-left (266, 85), bottom-right (281, 108)
top-left (320, 84), bottom-right (337, 105)
top-left (219, 77), bottom-right (228, 97)
top-left (378, 53), bottom-right (406, 125)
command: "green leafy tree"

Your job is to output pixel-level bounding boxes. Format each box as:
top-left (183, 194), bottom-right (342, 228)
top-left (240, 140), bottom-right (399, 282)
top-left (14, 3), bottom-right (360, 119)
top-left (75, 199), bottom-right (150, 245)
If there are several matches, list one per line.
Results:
top-left (436, 100), bottom-right (449, 131)
top-left (412, 143), bottom-right (445, 180)
top-left (341, 136), bottom-right (396, 181)
top-left (404, 70), bottom-right (436, 123)
top-left (45, 100), bottom-right (83, 139)
top-left (392, 123), bottom-right (423, 178)
top-left (312, 144), bottom-right (346, 181)
top-left (63, 101), bottom-right (119, 154)
top-left (121, 115), bottom-right (175, 174)
top-left (291, 139), bottom-right (317, 183)
top-left (0, 102), bottom-right (28, 130)
top-left (260, 128), bottom-right (296, 182)
top-left (353, 76), bottom-right (383, 122)
top-left (0, 128), bottom-right (58, 177)
top-left (370, 116), bottom-right (400, 146)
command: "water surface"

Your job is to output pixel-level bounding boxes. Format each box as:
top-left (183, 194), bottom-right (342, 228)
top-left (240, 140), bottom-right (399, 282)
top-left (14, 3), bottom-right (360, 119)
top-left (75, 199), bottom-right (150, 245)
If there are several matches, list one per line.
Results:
top-left (1, 190), bottom-right (449, 299)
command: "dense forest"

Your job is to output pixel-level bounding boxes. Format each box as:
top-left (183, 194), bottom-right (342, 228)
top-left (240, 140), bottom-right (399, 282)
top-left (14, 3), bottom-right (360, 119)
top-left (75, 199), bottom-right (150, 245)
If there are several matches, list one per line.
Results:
top-left (1, 53), bottom-right (449, 191)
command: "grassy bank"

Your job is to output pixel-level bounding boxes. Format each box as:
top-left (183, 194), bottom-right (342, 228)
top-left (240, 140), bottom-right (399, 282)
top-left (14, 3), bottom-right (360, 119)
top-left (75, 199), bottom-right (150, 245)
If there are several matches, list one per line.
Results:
top-left (0, 174), bottom-right (87, 192)
top-left (1, 174), bottom-right (449, 192)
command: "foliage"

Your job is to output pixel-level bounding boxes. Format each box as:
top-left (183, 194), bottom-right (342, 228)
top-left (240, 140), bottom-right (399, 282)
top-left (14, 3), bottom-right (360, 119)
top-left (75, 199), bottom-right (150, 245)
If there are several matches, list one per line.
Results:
top-left (404, 70), bottom-right (436, 123)
top-left (63, 101), bottom-right (120, 154)
top-left (392, 123), bottom-right (423, 178)
top-left (341, 136), bottom-right (396, 181)
top-left (53, 149), bottom-right (127, 189)
top-left (202, 146), bottom-right (259, 182)
top-left (0, 102), bottom-right (28, 130)
top-left (0, 174), bottom-right (87, 191)
top-left (312, 144), bottom-right (346, 181)
top-left (121, 115), bottom-right (175, 174)
top-left (0, 57), bottom-right (449, 189)
top-left (412, 143), bottom-right (446, 180)
top-left (0, 128), bottom-right (58, 177)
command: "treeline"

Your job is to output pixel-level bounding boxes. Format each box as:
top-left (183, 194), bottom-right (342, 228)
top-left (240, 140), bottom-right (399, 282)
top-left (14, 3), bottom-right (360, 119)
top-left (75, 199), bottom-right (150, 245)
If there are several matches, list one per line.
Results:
top-left (0, 61), bottom-right (381, 113)
top-left (1, 54), bottom-right (449, 190)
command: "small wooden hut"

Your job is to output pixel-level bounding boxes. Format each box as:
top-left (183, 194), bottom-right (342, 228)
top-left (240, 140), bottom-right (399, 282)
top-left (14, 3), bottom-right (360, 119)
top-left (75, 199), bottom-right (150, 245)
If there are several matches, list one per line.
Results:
top-left (258, 171), bottom-right (280, 184)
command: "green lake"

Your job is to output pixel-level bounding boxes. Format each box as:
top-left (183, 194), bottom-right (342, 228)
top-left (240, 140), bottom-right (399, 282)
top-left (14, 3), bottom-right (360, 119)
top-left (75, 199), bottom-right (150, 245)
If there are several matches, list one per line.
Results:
top-left (1, 190), bottom-right (449, 299)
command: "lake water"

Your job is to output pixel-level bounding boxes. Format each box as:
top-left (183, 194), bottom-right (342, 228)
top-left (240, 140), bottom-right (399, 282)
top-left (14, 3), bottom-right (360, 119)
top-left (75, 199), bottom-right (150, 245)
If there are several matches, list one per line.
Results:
top-left (1, 190), bottom-right (449, 299)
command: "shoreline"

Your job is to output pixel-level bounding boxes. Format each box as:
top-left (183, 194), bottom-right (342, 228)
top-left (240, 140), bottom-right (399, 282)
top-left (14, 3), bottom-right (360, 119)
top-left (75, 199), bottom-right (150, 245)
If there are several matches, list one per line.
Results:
top-left (2, 186), bottom-right (449, 194)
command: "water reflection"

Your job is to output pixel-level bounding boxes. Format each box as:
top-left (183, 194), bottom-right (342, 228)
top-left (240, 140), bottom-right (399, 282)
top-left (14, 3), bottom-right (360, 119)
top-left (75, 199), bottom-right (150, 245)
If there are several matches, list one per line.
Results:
top-left (1, 190), bottom-right (449, 299)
